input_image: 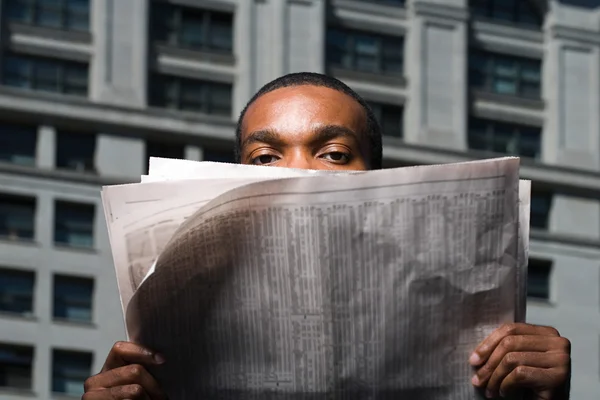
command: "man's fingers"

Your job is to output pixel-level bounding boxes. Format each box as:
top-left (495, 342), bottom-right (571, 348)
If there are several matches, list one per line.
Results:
top-left (102, 342), bottom-right (165, 372)
top-left (473, 335), bottom-right (569, 386)
top-left (85, 364), bottom-right (167, 400)
top-left (499, 366), bottom-right (568, 398)
top-left (484, 352), bottom-right (570, 398)
top-left (82, 384), bottom-right (150, 400)
top-left (469, 323), bottom-right (560, 366)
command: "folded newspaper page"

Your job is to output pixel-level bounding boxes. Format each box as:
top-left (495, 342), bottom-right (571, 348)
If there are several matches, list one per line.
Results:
top-left (102, 157), bottom-right (530, 399)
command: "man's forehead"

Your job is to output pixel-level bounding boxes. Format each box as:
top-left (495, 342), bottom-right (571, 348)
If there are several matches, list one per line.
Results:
top-left (242, 85), bottom-right (366, 132)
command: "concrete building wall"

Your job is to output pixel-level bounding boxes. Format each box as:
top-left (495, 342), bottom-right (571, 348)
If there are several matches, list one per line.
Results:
top-left (0, 0), bottom-right (598, 399)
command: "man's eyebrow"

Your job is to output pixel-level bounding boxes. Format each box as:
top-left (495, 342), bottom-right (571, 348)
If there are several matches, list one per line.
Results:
top-left (241, 124), bottom-right (360, 149)
top-left (241, 129), bottom-right (285, 149)
top-left (311, 125), bottom-right (360, 144)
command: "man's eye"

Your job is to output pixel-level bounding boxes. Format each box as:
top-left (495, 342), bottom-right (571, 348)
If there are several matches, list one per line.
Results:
top-left (320, 152), bottom-right (350, 164)
top-left (252, 154), bottom-right (279, 165)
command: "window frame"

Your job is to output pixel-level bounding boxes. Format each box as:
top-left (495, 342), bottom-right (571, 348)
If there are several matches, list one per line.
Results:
top-left (0, 194), bottom-right (36, 241)
top-left (5, 0), bottom-right (91, 32)
top-left (0, 122), bottom-right (37, 166)
top-left (0, 343), bottom-right (34, 390)
top-left (368, 102), bottom-right (404, 138)
top-left (467, 117), bottom-right (542, 159)
top-left (527, 258), bottom-right (552, 301)
top-left (470, 0), bottom-right (543, 29)
top-left (52, 274), bottom-right (94, 323)
top-left (0, 268), bottom-right (35, 316)
top-left (1, 53), bottom-right (89, 97)
top-left (326, 27), bottom-right (404, 76)
top-left (151, 2), bottom-right (234, 54)
top-left (51, 349), bottom-right (93, 396)
top-left (55, 131), bottom-right (96, 173)
top-left (149, 74), bottom-right (233, 117)
top-left (53, 200), bottom-right (95, 249)
top-left (469, 50), bottom-right (542, 99)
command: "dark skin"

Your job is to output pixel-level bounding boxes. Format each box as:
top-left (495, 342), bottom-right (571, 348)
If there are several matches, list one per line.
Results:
top-left (83, 86), bottom-right (571, 400)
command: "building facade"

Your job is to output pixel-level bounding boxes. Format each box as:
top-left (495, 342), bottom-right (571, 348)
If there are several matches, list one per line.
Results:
top-left (0, 0), bottom-right (599, 399)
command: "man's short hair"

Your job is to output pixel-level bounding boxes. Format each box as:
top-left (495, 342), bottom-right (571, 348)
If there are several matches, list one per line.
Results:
top-left (234, 72), bottom-right (383, 170)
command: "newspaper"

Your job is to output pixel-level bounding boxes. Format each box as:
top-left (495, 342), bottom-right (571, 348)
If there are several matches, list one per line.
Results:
top-left (102, 157), bottom-right (530, 399)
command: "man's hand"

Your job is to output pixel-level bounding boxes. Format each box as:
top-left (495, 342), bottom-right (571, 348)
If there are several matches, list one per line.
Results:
top-left (82, 341), bottom-right (167, 400)
top-left (470, 323), bottom-right (571, 400)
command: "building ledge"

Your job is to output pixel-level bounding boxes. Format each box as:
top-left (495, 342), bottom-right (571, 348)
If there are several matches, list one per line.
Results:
top-left (0, 311), bottom-right (37, 322)
top-left (472, 19), bottom-right (544, 44)
top-left (52, 318), bottom-right (97, 329)
top-left (0, 387), bottom-right (36, 398)
top-left (382, 142), bottom-right (600, 196)
top-left (0, 161), bottom-right (133, 186)
top-left (0, 87), bottom-right (236, 145)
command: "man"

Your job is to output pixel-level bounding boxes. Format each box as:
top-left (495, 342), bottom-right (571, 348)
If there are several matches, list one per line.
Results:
top-left (83, 73), bottom-right (571, 400)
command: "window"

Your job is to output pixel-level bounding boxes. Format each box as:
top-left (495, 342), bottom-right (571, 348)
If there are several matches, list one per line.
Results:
top-left (6, 0), bottom-right (90, 32)
top-left (531, 191), bottom-right (552, 230)
top-left (53, 275), bottom-right (93, 323)
top-left (203, 149), bottom-right (235, 163)
top-left (469, 51), bottom-right (541, 99)
top-left (468, 118), bottom-right (541, 159)
top-left (145, 140), bottom-right (185, 173)
top-left (470, 0), bottom-right (543, 28)
top-left (2, 53), bottom-right (88, 96)
top-left (54, 201), bottom-right (95, 248)
top-left (364, 0), bottom-right (405, 5)
top-left (0, 194), bottom-right (35, 241)
top-left (327, 28), bottom-right (403, 75)
top-left (0, 122), bottom-right (37, 166)
top-left (150, 74), bottom-right (232, 116)
top-left (369, 102), bottom-right (403, 138)
top-left (56, 132), bottom-right (95, 172)
top-left (0, 343), bottom-right (33, 390)
top-left (0, 268), bottom-right (34, 315)
top-left (152, 2), bottom-right (233, 53)
top-left (527, 258), bottom-right (551, 300)
top-left (52, 349), bottom-right (92, 396)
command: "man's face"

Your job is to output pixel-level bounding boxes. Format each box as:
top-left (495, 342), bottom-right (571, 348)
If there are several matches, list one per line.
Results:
top-left (239, 85), bottom-right (371, 171)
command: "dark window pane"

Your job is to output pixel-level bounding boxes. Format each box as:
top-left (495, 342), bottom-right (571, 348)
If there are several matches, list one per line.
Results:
top-left (145, 141), bottom-right (185, 173)
top-left (6, 0), bottom-right (33, 24)
top-left (203, 149), bottom-right (235, 163)
top-left (180, 11), bottom-right (205, 48)
top-left (354, 35), bottom-right (379, 72)
top-left (0, 343), bottom-right (33, 390)
top-left (468, 117), bottom-right (541, 158)
top-left (152, 3), bottom-right (233, 53)
top-left (53, 275), bottom-right (93, 322)
top-left (2, 55), bottom-right (31, 88)
top-left (326, 28), bottom-right (403, 75)
top-left (54, 201), bottom-right (95, 248)
top-left (527, 259), bottom-right (551, 300)
top-left (2, 53), bottom-right (88, 96)
top-left (0, 194), bottom-right (36, 240)
top-left (56, 132), bottom-right (95, 172)
top-left (469, 51), bottom-right (541, 99)
top-left (209, 12), bottom-right (234, 51)
top-left (52, 350), bottom-right (92, 395)
top-left (65, 0), bottom-right (90, 31)
top-left (469, 0), bottom-right (543, 28)
top-left (0, 123), bottom-right (37, 166)
top-left (0, 268), bottom-right (35, 315)
top-left (149, 74), bottom-right (232, 117)
top-left (531, 191), bottom-right (552, 230)
top-left (33, 59), bottom-right (60, 92)
top-left (370, 102), bottom-right (403, 138)
top-left (5, 0), bottom-right (90, 31)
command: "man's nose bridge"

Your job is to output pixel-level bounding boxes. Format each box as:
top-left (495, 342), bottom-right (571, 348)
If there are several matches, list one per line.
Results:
top-left (285, 148), bottom-right (313, 169)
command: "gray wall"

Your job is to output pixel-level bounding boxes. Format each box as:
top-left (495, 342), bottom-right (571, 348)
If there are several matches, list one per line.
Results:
top-left (0, 0), bottom-right (599, 399)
